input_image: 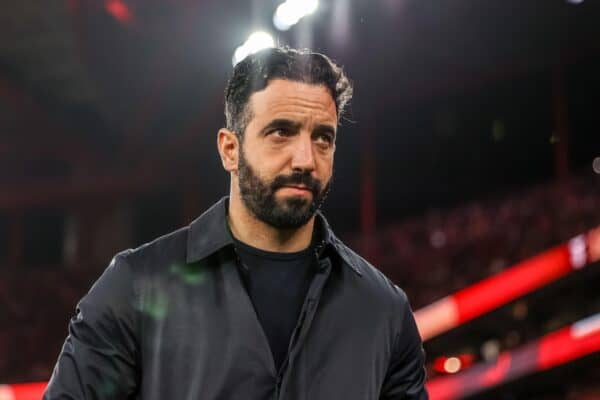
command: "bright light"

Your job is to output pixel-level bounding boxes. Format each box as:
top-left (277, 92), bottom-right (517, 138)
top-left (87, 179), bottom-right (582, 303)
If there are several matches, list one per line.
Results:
top-left (593, 157), bottom-right (600, 174)
top-left (273, 0), bottom-right (319, 31)
top-left (232, 31), bottom-right (275, 66)
top-left (481, 340), bottom-right (500, 361)
top-left (566, 0), bottom-right (584, 4)
top-left (443, 357), bottom-right (462, 374)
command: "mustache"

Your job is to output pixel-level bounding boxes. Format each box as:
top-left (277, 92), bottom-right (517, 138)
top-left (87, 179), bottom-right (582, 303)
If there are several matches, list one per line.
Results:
top-left (270, 172), bottom-right (322, 195)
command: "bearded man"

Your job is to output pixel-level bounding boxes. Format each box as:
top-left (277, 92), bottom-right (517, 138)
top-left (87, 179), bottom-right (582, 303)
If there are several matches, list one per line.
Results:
top-left (44, 47), bottom-right (428, 400)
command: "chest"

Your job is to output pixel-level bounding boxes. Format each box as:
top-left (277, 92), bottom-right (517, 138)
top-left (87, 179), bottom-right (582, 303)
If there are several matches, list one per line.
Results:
top-left (136, 260), bottom-right (393, 400)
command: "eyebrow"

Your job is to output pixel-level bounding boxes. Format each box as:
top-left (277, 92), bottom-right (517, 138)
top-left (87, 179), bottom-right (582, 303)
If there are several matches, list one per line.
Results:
top-left (260, 118), bottom-right (337, 138)
top-left (260, 119), bottom-right (302, 135)
top-left (312, 123), bottom-right (337, 139)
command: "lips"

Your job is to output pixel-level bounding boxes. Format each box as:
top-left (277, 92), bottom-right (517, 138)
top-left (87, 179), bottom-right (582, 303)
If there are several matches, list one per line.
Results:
top-left (279, 186), bottom-right (312, 195)
top-left (284, 185), bottom-right (310, 191)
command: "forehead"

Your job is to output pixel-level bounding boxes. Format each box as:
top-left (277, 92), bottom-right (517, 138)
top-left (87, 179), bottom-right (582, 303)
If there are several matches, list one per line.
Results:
top-left (247, 79), bottom-right (337, 125)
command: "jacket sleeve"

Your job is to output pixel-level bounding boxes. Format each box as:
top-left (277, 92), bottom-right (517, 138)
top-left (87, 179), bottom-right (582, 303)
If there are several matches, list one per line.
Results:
top-left (43, 253), bottom-right (140, 400)
top-left (379, 287), bottom-right (428, 400)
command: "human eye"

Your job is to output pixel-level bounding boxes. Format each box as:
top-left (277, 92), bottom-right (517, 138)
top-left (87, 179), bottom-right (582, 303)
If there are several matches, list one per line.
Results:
top-left (265, 127), bottom-right (294, 140)
top-left (314, 132), bottom-right (334, 147)
top-left (271, 128), bottom-right (292, 137)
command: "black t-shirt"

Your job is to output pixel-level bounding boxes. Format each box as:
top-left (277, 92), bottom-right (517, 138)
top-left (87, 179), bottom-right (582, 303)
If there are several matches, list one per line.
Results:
top-left (233, 238), bottom-right (316, 372)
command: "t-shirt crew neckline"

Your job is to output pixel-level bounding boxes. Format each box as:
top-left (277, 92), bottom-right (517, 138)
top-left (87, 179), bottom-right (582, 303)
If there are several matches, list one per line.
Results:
top-left (232, 237), bottom-right (314, 261)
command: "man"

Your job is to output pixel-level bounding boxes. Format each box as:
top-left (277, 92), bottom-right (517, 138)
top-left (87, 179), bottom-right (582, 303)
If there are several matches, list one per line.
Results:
top-left (44, 47), bottom-right (428, 399)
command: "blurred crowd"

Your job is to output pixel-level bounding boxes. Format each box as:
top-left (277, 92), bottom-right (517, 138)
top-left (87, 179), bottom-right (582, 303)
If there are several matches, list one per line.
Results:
top-left (351, 173), bottom-right (600, 309)
top-left (0, 172), bottom-right (599, 387)
top-left (0, 268), bottom-right (92, 382)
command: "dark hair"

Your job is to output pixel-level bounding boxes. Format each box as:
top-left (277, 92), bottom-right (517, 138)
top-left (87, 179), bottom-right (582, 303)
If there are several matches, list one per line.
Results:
top-left (224, 47), bottom-right (353, 137)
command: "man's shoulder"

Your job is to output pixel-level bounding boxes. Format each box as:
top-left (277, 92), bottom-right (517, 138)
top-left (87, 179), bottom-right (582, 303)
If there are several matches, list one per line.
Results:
top-left (115, 225), bottom-right (190, 273)
top-left (109, 196), bottom-right (227, 275)
top-left (333, 238), bottom-right (410, 306)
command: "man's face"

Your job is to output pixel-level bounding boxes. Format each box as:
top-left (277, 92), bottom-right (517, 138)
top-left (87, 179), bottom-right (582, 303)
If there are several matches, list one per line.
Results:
top-left (237, 79), bottom-right (337, 229)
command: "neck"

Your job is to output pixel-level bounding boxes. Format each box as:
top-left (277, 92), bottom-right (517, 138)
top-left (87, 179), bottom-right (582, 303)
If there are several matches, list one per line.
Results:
top-left (227, 193), bottom-right (315, 253)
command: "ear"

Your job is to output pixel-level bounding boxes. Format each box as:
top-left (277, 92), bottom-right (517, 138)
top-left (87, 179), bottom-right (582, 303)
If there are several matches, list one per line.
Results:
top-left (217, 128), bottom-right (240, 173)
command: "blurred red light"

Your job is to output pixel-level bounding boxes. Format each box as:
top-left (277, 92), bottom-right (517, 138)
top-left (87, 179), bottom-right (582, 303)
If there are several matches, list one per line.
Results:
top-left (433, 356), bottom-right (449, 373)
top-left (105, 0), bottom-right (132, 23)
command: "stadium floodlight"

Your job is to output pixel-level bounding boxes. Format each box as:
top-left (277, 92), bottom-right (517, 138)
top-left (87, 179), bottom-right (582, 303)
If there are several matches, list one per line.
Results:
top-left (232, 31), bottom-right (275, 66)
top-left (273, 0), bottom-right (319, 31)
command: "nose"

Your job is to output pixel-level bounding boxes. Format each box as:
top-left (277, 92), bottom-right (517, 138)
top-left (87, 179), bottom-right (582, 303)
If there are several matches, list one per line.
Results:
top-left (290, 133), bottom-right (316, 172)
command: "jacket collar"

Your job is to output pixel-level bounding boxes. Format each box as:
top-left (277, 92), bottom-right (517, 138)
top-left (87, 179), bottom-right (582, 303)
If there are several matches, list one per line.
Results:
top-left (186, 197), bottom-right (362, 276)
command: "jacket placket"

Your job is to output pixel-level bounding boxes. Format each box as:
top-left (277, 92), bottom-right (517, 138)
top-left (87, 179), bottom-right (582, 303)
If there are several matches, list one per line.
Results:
top-left (276, 252), bottom-right (332, 400)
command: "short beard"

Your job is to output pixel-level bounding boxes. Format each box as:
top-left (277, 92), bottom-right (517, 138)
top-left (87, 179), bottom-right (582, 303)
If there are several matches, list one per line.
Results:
top-left (237, 148), bottom-right (331, 229)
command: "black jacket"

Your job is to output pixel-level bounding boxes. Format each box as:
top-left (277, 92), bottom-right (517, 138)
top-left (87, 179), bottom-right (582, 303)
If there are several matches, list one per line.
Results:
top-left (44, 198), bottom-right (428, 400)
